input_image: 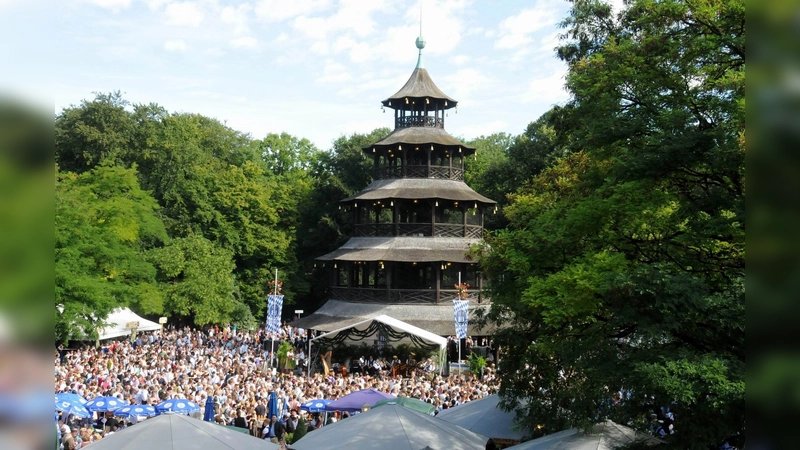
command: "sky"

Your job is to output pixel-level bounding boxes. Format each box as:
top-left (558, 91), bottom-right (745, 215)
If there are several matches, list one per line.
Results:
top-left (4, 0), bottom-right (618, 149)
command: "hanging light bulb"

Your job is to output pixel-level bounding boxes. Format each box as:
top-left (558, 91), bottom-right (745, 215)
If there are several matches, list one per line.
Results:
top-left (390, 200), bottom-right (394, 206)
top-left (435, 201), bottom-right (438, 207)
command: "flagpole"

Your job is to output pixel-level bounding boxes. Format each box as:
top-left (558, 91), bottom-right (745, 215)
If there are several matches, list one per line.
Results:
top-left (458, 271), bottom-right (462, 375)
top-left (271, 269), bottom-right (278, 369)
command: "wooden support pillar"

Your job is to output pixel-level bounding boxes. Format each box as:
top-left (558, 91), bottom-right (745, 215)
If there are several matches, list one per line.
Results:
top-left (385, 262), bottom-right (392, 302)
top-left (393, 201), bottom-right (399, 236)
top-left (427, 145), bottom-right (432, 178)
top-left (431, 200), bottom-right (436, 237)
top-left (463, 204), bottom-right (468, 237)
top-left (449, 150), bottom-right (453, 179)
top-left (435, 264), bottom-right (441, 303)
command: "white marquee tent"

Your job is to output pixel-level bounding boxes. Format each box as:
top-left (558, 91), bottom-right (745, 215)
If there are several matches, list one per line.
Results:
top-left (307, 314), bottom-right (447, 374)
top-left (98, 308), bottom-right (161, 340)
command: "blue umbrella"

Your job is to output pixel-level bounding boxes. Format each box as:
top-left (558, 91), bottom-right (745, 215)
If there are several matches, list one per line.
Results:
top-left (203, 396), bottom-right (215, 422)
top-left (300, 399), bottom-right (333, 413)
top-left (267, 392), bottom-right (278, 420)
top-left (85, 396), bottom-right (128, 412)
top-left (155, 399), bottom-right (201, 415)
top-left (55, 393), bottom-right (87, 406)
top-left (55, 400), bottom-right (91, 418)
top-left (114, 405), bottom-right (157, 418)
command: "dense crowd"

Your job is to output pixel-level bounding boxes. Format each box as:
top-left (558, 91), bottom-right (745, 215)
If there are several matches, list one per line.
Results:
top-left (55, 324), bottom-right (501, 449)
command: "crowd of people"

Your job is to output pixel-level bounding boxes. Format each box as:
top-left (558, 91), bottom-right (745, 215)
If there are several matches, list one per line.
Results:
top-left (55, 323), bottom-right (501, 449)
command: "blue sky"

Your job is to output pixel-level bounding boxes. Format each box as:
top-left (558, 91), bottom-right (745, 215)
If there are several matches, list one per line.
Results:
top-left (6, 0), bottom-right (616, 149)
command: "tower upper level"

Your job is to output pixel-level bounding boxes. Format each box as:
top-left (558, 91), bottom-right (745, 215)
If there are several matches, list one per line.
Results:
top-left (364, 34), bottom-right (476, 181)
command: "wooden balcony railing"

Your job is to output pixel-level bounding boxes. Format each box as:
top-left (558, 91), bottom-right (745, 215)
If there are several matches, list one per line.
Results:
top-left (329, 286), bottom-right (482, 304)
top-left (372, 165), bottom-right (464, 181)
top-left (353, 223), bottom-right (482, 238)
top-left (395, 116), bottom-right (444, 129)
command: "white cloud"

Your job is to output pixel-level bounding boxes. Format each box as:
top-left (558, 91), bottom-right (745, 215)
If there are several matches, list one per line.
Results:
top-left (520, 69), bottom-right (570, 105)
top-left (230, 37), bottom-right (258, 49)
top-left (205, 47), bottom-right (225, 56)
top-left (494, 4), bottom-right (558, 50)
top-left (255, 0), bottom-right (332, 22)
top-left (316, 60), bottom-right (351, 84)
top-left (164, 39), bottom-right (187, 51)
top-left (221, 3), bottom-right (253, 35)
top-left (143, 0), bottom-right (169, 10)
top-left (442, 68), bottom-right (493, 103)
top-left (90, 0), bottom-right (132, 12)
top-left (449, 55), bottom-right (470, 66)
top-left (164, 1), bottom-right (205, 27)
top-left (310, 41), bottom-right (329, 55)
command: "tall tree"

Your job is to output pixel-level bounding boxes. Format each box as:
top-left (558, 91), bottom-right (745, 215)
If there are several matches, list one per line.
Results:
top-left (480, 1), bottom-right (745, 448)
top-left (148, 234), bottom-right (238, 326)
top-left (55, 165), bottom-right (167, 342)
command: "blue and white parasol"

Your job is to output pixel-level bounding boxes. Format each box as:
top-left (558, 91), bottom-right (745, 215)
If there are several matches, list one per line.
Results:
top-left (114, 405), bottom-right (157, 418)
top-left (85, 396), bottom-right (129, 412)
top-left (300, 399), bottom-right (333, 413)
top-left (155, 399), bottom-right (201, 415)
top-left (55, 400), bottom-right (91, 418)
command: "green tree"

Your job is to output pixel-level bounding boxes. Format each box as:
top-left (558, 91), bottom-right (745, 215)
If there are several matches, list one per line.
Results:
top-left (480, 1), bottom-right (744, 448)
top-left (55, 165), bottom-right (167, 342)
top-left (55, 91), bottom-right (133, 173)
top-left (148, 234), bottom-right (239, 326)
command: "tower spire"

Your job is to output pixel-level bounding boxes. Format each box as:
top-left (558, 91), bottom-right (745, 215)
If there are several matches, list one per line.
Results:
top-left (415, 0), bottom-right (425, 69)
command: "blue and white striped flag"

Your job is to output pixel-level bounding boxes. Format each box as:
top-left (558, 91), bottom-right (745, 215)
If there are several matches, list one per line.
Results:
top-left (453, 300), bottom-right (469, 339)
top-left (267, 295), bottom-right (284, 333)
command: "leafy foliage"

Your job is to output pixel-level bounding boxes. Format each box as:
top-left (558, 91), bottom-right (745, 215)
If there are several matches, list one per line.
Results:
top-left (55, 165), bottom-right (167, 342)
top-left (480, 1), bottom-right (744, 448)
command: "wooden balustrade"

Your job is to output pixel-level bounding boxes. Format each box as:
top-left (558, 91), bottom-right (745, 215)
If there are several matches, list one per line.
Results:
top-left (372, 164), bottom-right (464, 181)
top-left (353, 223), bottom-right (482, 238)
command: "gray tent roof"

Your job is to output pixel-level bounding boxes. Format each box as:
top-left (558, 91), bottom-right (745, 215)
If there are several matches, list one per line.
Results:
top-left (291, 404), bottom-right (488, 450)
top-left (289, 299), bottom-right (491, 336)
top-left (316, 236), bottom-right (481, 262)
top-left (507, 421), bottom-right (663, 450)
top-left (343, 178), bottom-right (495, 204)
top-left (368, 126), bottom-right (473, 151)
top-left (84, 413), bottom-right (279, 450)
top-left (435, 395), bottom-right (530, 441)
top-left (382, 68), bottom-right (458, 109)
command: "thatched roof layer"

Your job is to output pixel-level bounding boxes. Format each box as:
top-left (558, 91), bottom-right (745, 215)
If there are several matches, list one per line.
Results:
top-left (316, 236), bottom-right (481, 262)
top-left (368, 126), bottom-right (473, 151)
top-left (382, 68), bottom-right (457, 109)
top-left (343, 178), bottom-right (496, 204)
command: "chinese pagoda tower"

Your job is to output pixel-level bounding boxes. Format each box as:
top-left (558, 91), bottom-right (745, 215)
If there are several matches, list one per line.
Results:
top-left (294, 34), bottom-right (496, 336)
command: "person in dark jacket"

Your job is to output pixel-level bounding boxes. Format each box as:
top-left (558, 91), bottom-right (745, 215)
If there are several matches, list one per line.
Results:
top-left (233, 410), bottom-right (248, 429)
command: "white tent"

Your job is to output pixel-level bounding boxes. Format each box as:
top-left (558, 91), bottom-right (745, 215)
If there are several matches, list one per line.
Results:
top-left (506, 421), bottom-right (663, 450)
top-left (308, 314), bottom-right (447, 374)
top-left (291, 403), bottom-right (488, 450)
top-left (98, 308), bottom-right (161, 340)
top-left (435, 394), bottom-right (530, 442)
top-left (85, 412), bottom-right (278, 450)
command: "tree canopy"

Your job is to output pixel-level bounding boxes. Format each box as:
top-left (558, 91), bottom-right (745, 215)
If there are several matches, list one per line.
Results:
top-left (478, 0), bottom-right (744, 448)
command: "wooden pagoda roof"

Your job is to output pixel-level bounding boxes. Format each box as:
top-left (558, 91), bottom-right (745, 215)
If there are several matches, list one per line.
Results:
top-left (342, 178), bottom-right (496, 204)
top-left (366, 126), bottom-right (475, 153)
top-left (316, 236), bottom-right (481, 262)
top-left (382, 68), bottom-right (457, 110)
